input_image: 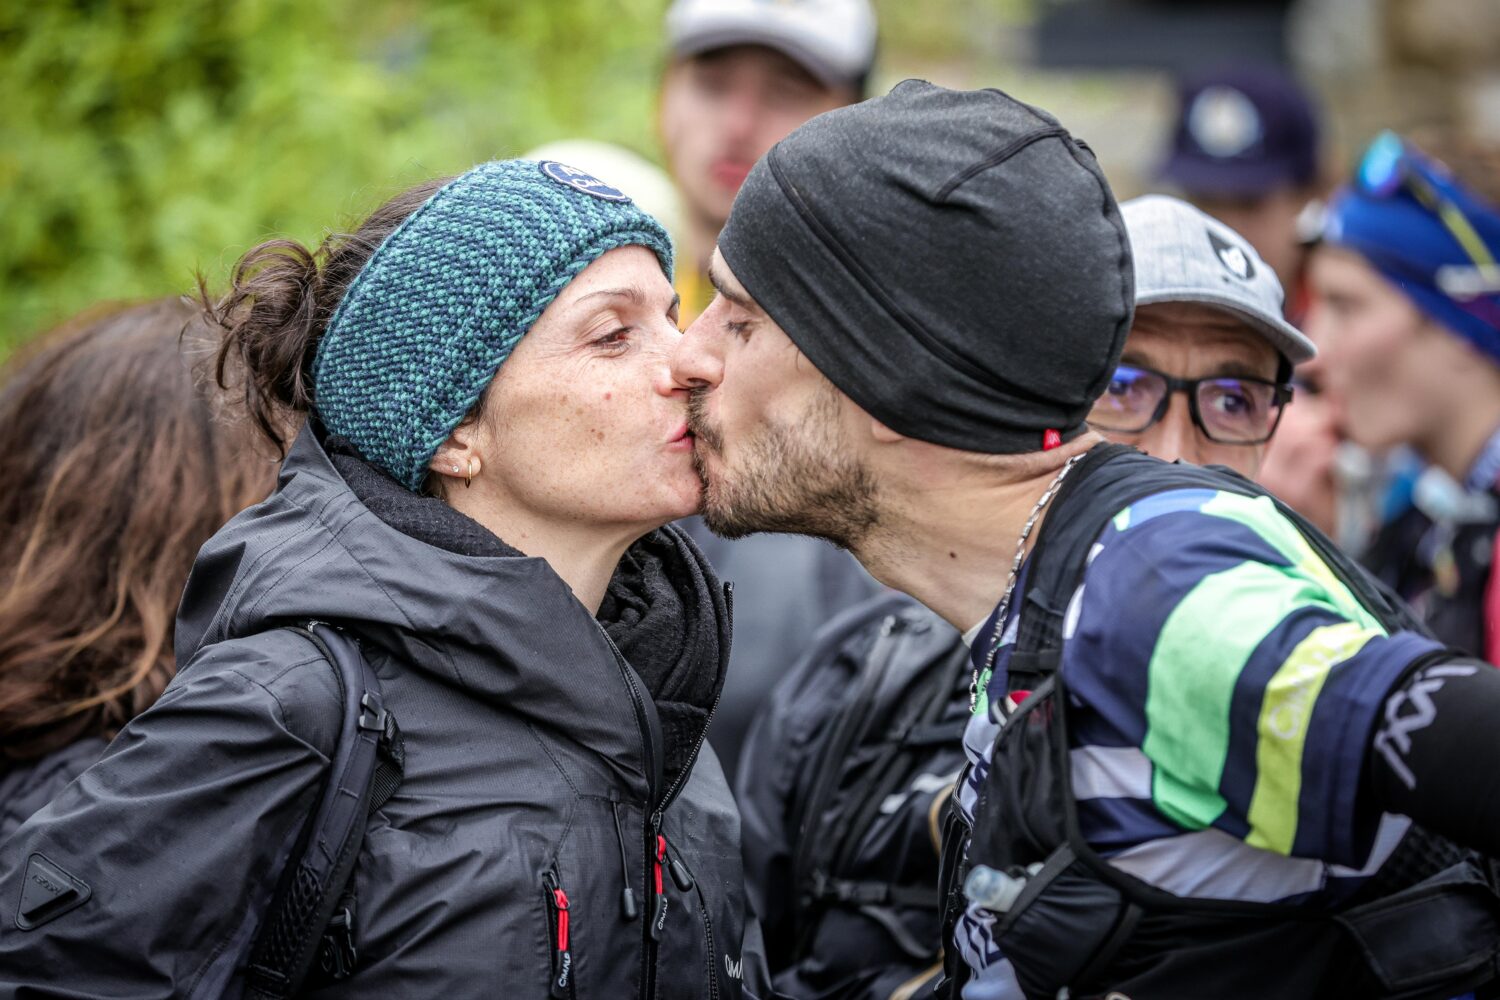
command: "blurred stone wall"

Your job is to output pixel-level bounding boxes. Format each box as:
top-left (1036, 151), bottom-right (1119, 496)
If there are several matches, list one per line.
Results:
top-left (1293, 0), bottom-right (1500, 188)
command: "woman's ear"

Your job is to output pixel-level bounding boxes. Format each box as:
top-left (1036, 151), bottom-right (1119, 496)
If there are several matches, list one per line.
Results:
top-left (429, 421), bottom-right (484, 488)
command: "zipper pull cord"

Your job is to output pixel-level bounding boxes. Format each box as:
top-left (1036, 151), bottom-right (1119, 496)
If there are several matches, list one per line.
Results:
top-left (665, 843), bottom-right (695, 893)
top-left (553, 887), bottom-right (570, 953)
top-left (549, 880), bottom-right (572, 999)
top-left (610, 799), bottom-right (639, 921)
top-left (650, 834), bottom-right (669, 941)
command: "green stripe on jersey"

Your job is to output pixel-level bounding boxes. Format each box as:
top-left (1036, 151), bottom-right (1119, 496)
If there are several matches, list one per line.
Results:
top-left (1144, 560), bottom-right (1348, 831)
top-left (1245, 622), bottom-right (1382, 854)
top-left (1200, 492), bottom-right (1381, 631)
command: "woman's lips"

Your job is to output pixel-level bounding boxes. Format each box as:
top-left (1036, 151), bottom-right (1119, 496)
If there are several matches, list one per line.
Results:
top-left (666, 423), bottom-right (695, 452)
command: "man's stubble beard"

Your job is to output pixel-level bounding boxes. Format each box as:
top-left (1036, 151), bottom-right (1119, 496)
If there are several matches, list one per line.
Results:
top-left (687, 384), bottom-right (880, 550)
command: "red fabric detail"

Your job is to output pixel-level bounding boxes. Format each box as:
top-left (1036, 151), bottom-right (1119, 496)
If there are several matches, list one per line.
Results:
top-left (1011, 689), bottom-right (1032, 704)
top-left (1043, 429), bottom-right (1062, 451)
top-left (553, 888), bottom-right (570, 950)
top-left (655, 835), bottom-right (666, 895)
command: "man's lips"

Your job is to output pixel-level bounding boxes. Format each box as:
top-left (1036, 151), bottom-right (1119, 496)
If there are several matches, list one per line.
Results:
top-left (710, 160), bottom-right (752, 190)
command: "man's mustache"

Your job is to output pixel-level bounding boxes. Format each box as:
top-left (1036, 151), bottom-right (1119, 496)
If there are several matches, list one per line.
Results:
top-left (687, 389), bottom-right (723, 453)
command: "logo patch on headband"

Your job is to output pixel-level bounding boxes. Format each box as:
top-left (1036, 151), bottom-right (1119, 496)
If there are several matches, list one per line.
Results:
top-left (1208, 229), bottom-right (1255, 281)
top-left (539, 161), bottom-right (632, 203)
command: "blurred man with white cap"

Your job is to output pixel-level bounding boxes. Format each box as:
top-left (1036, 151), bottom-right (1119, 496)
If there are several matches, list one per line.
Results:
top-left (660, 0), bottom-right (877, 325)
top-left (659, 0), bottom-right (881, 781)
top-left (734, 193), bottom-right (1313, 1000)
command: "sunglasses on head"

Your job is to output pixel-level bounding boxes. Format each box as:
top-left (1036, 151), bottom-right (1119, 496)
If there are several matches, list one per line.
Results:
top-left (1356, 131), bottom-right (1500, 299)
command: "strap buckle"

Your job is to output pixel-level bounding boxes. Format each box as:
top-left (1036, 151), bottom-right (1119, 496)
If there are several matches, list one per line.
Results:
top-left (317, 906), bottom-right (358, 981)
top-left (357, 692), bottom-right (386, 732)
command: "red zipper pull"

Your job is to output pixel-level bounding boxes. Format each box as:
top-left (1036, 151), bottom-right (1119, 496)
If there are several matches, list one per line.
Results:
top-left (650, 834), bottom-right (668, 940)
top-left (549, 881), bottom-right (572, 998)
top-left (553, 887), bottom-right (570, 952)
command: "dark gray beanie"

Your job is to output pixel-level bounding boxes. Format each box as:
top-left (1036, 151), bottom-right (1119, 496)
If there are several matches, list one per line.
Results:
top-left (718, 79), bottom-right (1135, 454)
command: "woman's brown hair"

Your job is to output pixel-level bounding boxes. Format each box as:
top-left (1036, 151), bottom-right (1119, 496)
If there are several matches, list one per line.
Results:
top-left (205, 177), bottom-right (452, 456)
top-left (0, 298), bottom-right (279, 763)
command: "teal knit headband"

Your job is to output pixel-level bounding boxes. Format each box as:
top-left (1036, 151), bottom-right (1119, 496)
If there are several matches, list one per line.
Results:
top-left (313, 159), bottom-right (675, 491)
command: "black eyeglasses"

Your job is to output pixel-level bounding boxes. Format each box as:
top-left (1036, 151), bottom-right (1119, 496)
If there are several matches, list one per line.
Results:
top-left (1089, 364), bottom-right (1292, 445)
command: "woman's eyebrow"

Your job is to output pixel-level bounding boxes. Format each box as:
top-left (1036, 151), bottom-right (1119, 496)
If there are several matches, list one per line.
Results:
top-left (574, 286), bottom-right (647, 309)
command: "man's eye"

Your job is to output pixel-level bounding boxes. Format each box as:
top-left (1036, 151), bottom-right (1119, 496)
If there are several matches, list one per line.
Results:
top-left (724, 320), bottom-right (751, 340)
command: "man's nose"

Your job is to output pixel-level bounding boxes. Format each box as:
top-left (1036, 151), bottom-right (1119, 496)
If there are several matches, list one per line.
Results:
top-left (671, 313), bottom-right (725, 391)
top-left (1142, 395), bottom-right (1206, 465)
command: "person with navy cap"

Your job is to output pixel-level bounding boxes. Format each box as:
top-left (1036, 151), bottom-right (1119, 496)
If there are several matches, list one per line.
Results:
top-left (1312, 131), bottom-right (1500, 664)
top-left (1161, 66), bottom-right (1323, 304)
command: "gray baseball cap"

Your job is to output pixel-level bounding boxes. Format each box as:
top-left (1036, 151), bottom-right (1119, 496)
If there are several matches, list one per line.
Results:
top-left (665, 0), bottom-right (877, 89)
top-left (1123, 194), bottom-right (1315, 365)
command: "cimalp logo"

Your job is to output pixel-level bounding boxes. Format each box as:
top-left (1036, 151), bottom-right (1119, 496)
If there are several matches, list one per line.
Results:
top-left (724, 953), bottom-right (743, 980)
top-left (1207, 229), bottom-right (1255, 281)
top-left (538, 161), bottom-right (633, 203)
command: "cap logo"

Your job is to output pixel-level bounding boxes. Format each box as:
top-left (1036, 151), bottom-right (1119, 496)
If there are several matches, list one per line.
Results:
top-left (1188, 86), bottom-right (1262, 158)
top-left (1208, 229), bottom-right (1255, 281)
top-left (538, 161), bottom-right (632, 203)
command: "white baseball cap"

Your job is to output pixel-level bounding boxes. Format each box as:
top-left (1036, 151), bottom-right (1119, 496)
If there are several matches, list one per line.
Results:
top-left (1123, 194), bottom-right (1316, 365)
top-left (666, 0), bottom-right (877, 89)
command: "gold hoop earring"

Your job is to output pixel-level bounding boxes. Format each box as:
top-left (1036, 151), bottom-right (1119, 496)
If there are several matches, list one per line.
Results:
top-left (465, 458), bottom-right (478, 489)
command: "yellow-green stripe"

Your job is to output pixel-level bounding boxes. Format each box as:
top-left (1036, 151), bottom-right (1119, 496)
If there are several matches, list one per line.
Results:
top-left (1244, 622), bottom-right (1381, 854)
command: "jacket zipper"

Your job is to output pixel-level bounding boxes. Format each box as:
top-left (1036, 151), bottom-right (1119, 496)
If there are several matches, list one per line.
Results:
top-left (665, 842), bottom-right (719, 1000)
top-left (611, 581), bottom-right (734, 1000)
top-left (543, 870), bottom-right (575, 999)
top-left (593, 624), bottom-right (661, 998)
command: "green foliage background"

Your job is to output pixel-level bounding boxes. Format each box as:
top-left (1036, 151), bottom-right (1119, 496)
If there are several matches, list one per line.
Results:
top-left (0, 0), bottom-right (1023, 353)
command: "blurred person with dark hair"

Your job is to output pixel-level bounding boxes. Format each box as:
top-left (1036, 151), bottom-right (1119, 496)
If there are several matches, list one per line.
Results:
top-left (0, 161), bottom-right (755, 997)
top-left (736, 195), bottom-right (1314, 1000)
top-left (0, 297), bottom-right (277, 839)
top-left (658, 0), bottom-right (880, 779)
top-left (1311, 131), bottom-right (1500, 662)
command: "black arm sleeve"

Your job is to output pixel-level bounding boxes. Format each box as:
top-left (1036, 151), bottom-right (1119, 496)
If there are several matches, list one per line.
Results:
top-left (1366, 658), bottom-right (1500, 857)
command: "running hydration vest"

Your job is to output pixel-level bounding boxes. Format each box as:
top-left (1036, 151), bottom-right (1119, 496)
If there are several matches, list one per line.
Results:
top-left (937, 445), bottom-right (1500, 1000)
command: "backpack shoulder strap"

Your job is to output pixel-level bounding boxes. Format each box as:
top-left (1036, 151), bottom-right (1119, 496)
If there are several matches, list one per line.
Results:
top-left (244, 622), bottom-right (404, 1000)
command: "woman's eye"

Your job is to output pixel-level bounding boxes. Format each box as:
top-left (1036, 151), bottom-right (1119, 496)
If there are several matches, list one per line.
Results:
top-left (724, 320), bottom-right (751, 340)
top-left (594, 327), bottom-right (631, 351)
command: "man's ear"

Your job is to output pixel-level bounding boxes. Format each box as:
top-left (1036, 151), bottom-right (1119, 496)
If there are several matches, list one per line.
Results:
top-left (870, 418), bottom-right (906, 444)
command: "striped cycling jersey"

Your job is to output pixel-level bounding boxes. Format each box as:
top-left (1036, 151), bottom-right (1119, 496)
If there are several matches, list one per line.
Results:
top-left (953, 487), bottom-right (1444, 996)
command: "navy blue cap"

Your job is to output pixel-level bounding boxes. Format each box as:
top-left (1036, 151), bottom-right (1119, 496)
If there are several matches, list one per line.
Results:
top-left (1160, 67), bottom-right (1320, 197)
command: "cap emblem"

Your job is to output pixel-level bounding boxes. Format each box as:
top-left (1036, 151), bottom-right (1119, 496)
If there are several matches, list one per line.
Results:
top-left (1188, 86), bottom-right (1262, 158)
top-left (1208, 229), bottom-right (1255, 281)
top-left (539, 161), bottom-right (633, 203)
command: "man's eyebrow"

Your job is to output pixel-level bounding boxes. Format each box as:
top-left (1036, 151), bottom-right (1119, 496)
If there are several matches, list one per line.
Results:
top-left (707, 263), bottom-right (757, 312)
top-left (1204, 360), bottom-right (1277, 380)
top-left (1118, 352), bottom-right (1276, 380)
